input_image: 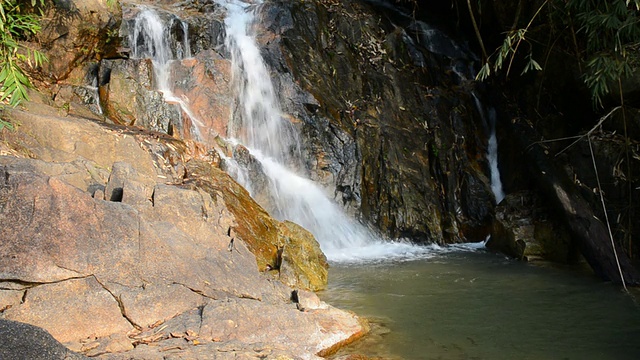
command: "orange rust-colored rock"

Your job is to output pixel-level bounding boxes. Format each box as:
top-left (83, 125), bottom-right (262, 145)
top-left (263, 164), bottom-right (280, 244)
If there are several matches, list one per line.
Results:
top-left (185, 160), bottom-right (280, 271)
top-left (171, 50), bottom-right (234, 143)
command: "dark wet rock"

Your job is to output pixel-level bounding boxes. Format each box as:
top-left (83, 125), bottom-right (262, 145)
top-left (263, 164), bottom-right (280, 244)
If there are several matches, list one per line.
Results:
top-left (99, 58), bottom-right (183, 133)
top-left (228, 143), bottom-right (276, 211)
top-left (502, 120), bottom-right (640, 285)
top-left (0, 319), bottom-right (87, 360)
top-left (257, 0), bottom-right (496, 244)
top-left (488, 192), bottom-right (575, 262)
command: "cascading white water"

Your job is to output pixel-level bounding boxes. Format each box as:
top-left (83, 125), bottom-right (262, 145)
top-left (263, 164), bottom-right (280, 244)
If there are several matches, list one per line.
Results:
top-left (486, 108), bottom-right (505, 203)
top-left (221, 1), bottom-right (300, 163)
top-left (130, 8), bottom-right (204, 139)
top-left (217, 0), bottom-right (434, 262)
top-left (472, 94), bottom-right (505, 203)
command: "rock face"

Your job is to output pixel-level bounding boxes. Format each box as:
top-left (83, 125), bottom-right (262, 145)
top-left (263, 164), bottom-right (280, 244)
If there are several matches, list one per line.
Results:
top-left (256, 0), bottom-right (496, 244)
top-left (170, 51), bottom-right (234, 142)
top-left (99, 58), bottom-right (184, 134)
top-left (0, 104), bottom-right (361, 357)
top-left (47, 0), bottom-right (497, 246)
top-left (36, 0), bottom-right (121, 82)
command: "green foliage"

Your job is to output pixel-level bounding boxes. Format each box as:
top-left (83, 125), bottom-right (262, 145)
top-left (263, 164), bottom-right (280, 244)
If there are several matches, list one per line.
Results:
top-left (0, 116), bottom-right (13, 130)
top-left (477, 0), bottom-right (640, 107)
top-left (570, 0), bottom-right (640, 106)
top-left (476, 1), bottom-right (547, 81)
top-left (0, 0), bottom-right (48, 108)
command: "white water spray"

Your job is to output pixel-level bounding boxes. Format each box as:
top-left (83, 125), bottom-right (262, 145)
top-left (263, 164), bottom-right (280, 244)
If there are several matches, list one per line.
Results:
top-left (472, 94), bottom-right (505, 203)
top-left (130, 8), bottom-right (204, 139)
top-left (217, 0), bottom-right (435, 262)
top-left (221, 1), bottom-right (300, 163)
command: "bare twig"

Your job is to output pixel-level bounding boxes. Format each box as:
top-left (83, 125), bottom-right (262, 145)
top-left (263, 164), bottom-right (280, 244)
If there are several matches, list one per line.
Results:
top-left (554, 105), bottom-right (622, 157)
top-left (466, 0), bottom-right (488, 60)
top-left (588, 135), bottom-right (628, 292)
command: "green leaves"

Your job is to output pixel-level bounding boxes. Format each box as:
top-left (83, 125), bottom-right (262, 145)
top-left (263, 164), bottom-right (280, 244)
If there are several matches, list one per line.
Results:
top-left (475, 28), bottom-right (541, 81)
top-left (569, 0), bottom-right (640, 107)
top-left (477, 0), bottom-right (640, 108)
top-left (0, 0), bottom-right (48, 109)
top-left (521, 54), bottom-right (542, 75)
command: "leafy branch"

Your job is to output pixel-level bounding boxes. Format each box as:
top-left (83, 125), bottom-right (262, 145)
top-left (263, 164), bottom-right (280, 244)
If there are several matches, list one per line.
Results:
top-left (0, 0), bottom-right (48, 110)
top-left (476, 0), bottom-right (547, 82)
top-left (476, 0), bottom-right (640, 108)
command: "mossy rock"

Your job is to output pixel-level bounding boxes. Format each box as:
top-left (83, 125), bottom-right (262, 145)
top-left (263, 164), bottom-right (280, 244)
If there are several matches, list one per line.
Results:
top-left (277, 221), bottom-right (329, 291)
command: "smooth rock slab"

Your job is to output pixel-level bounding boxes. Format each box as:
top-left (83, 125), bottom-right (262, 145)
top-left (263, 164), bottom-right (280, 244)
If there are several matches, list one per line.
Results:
top-left (2, 277), bottom-right (133, 343)
top-left (199, 298), bottom-right (367, 356)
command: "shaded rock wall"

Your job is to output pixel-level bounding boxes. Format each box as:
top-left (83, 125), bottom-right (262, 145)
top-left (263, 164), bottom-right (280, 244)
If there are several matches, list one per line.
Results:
top-left (258, 0), bottom-right (496, 243)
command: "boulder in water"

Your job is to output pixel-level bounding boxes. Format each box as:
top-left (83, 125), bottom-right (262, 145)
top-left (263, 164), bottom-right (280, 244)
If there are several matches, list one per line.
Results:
top-left (488, 191), bottom-right (575, 262)
top-left (277, 221), bottom-right (329, 291)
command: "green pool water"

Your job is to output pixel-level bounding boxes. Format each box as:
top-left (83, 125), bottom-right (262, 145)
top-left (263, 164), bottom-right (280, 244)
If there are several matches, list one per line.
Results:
top-left (320, 250), bottom-right (640, 360)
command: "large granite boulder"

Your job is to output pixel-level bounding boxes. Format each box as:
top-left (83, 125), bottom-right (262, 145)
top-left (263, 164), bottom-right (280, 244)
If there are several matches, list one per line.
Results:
top-left (0, 104), bottom-right (361, 357)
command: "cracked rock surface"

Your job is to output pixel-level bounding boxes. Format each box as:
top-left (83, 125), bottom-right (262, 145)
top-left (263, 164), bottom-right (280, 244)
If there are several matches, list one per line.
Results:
top-left (0, 101), bottom-right (365, 358)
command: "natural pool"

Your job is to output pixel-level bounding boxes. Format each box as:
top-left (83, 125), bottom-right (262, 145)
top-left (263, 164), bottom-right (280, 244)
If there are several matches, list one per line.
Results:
top-left (320, 249), bottom-right (640, 360)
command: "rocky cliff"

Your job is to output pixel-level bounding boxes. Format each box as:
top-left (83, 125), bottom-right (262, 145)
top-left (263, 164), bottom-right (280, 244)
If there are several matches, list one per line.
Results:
top-left (0, 0), bottom-right (367, 358)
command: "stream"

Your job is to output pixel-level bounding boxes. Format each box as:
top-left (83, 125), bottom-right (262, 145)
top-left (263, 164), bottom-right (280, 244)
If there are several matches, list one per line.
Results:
top-left (321, 249), bottom-right (640, 360)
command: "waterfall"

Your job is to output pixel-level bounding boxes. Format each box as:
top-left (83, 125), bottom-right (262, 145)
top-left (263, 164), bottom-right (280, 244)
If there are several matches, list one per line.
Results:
top-left (472, 94), bottom-right (505, 203)
top-left (130, 8), bottom-right (204, 139)
top-left (216, 0), bottom-right (434, 262)
top-left (486, 108), bottom-right (505, 203)
top-left (221, 1), bottom-right (300, 163)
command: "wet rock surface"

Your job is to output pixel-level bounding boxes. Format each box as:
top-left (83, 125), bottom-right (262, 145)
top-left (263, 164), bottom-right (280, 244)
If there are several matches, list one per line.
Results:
top-left (259, 0), bottom-right (496, 243)
top-left (488, 192), bottom-right (575, 262)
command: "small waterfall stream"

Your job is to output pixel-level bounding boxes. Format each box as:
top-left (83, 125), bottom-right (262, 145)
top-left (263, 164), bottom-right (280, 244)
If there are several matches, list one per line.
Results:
top-left (127, 1), bottom-right (486, 262)
top-left (130, 8), bottom-right (204, 140)
top-left (472, 94), bottom-right (505, 204)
